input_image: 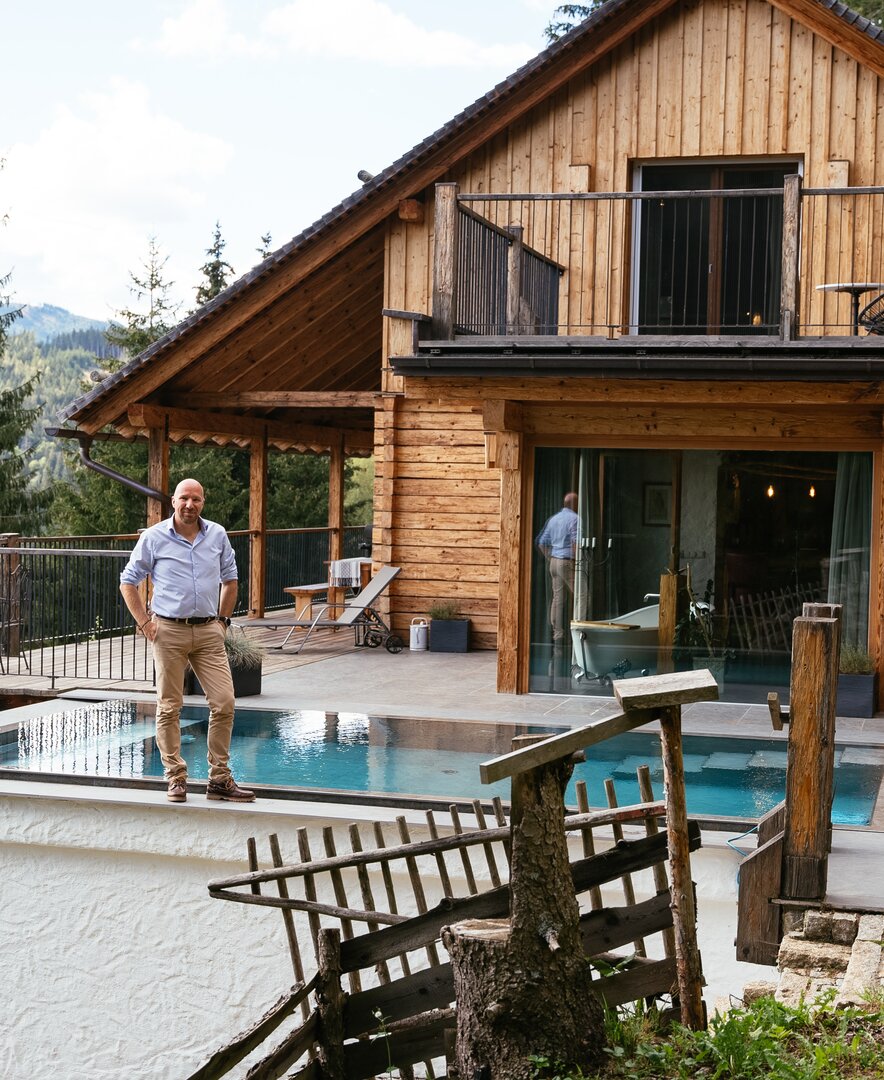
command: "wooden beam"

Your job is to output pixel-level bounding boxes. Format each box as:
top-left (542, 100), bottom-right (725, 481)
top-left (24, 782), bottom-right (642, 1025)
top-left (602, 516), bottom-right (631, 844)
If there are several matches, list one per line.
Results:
top-left (249, 432), bottom-right (268, 618)
top-left (406, 378), bottom-right (884, 407)
top-left (146, 424), bottom-right (168, 527)
top-left (482, 400), bottom-right (524, 433)
top-left (479, 709), bottom-right (656, 785)
top-left (328, 435), bottom-right (345, 564)
top-left (767, 0), bottom-right (884, 77)
top-left (782, 616), bottom-right (840, 901)
top-left (128, 404), bottom-right (373, 451)
top-left (497, 442), bottom-right (522, 692)
top-left (166, 391), bottom-right (381, 409)
top-left (780, 174), bottom-right (801, 340)
top-left (432, 183), bottom-right (459, 339)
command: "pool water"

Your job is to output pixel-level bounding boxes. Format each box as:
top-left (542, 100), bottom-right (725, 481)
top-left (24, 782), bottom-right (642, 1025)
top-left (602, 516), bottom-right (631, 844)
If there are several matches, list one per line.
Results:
top-left (2, 701), bottom-right (882, 824)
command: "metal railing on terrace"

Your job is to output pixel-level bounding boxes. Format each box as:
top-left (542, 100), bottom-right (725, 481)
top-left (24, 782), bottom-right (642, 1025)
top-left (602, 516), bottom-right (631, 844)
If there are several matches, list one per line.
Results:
top-left (0, 525), bottom-right (366, 686)
top-left (430, 179), bottom-right (884, 340)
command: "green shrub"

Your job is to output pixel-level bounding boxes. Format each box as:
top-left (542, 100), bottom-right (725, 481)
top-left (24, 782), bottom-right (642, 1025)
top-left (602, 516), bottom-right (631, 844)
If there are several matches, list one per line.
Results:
top-left (839, 643), bottom-right (875, 675)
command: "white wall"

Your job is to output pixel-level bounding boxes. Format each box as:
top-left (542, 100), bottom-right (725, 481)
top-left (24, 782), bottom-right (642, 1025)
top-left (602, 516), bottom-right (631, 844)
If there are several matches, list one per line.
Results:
top-left (0, 786), bottom-right (771, 1079)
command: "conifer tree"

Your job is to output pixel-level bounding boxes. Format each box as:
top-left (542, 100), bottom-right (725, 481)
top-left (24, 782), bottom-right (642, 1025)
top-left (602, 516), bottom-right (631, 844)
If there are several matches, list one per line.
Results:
top-left (256, 232), bottom-right (273, 261)
top-left (105, 237), bottom-right (180, 358)
top-left (0, 272), bottom-right (48, 532)
top-left (194, 221), bottom-right (234, 308)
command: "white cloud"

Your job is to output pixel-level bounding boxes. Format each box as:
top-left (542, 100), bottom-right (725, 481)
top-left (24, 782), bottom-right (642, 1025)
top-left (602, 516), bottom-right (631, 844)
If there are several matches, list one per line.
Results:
top-left (264, 0), bottom-right (534, 67)
top-left (136, 0), bottom-right (272, 59)
top-left (2, 79), bottom-right (233, 317)
top-left (142, 0), bottom-right (534, 69)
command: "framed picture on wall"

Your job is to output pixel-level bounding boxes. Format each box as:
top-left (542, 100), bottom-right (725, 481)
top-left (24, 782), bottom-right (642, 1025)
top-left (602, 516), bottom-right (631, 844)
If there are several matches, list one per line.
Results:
top-left (643, 482), bottom-right (672, 527)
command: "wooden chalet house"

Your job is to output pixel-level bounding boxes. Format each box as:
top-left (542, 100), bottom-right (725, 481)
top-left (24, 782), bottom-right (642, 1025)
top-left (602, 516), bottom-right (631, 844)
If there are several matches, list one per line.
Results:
top-left (59, 0), bottom-right (884, 702)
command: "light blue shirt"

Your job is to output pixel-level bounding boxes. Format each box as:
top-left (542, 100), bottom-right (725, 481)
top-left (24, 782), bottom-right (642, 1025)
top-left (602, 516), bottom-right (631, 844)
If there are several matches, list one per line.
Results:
top-left (536, 507), bottom-right (579, 559)
top-left (120, 516), bottom-right (237, 618)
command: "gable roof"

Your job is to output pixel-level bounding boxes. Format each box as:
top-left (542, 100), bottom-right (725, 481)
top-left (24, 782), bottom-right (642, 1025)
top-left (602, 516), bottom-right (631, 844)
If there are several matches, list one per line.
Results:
top-left (60, 0), bottom-right (884, 438)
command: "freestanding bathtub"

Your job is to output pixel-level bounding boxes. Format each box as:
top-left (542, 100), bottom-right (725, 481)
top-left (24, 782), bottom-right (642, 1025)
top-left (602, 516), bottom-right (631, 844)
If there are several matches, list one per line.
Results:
top-left (570, 604), bottom-right (660, 682)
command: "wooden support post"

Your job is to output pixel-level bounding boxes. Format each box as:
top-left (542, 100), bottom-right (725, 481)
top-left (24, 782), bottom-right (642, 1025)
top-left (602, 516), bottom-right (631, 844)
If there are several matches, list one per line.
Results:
top-left (780, 174), bottom-right (801, 341)
top-left (248, 432), bottom-right (267, 619)
top-left (146, 425), bottom-right (168, 527)
top-left (659, 704), bottom-right (705, 1029)
top-left (782, 615), bottom-right (840, 900)
top-left (657, 570), bottom-right (689, 674)
top-left (506, 225), bottom-right (524, 335)
top-left (328, 436), bottom-right (345, 565)
top-left (614, 672), bottom-right (716, 1030)
top-left (432, 182), bottom-right (459, 339)
top-left (802, 602), bottom-right (842, 853)
top-left (496, 433), bottom-right (523, 693)
top-left (316, 928), bottom-right (346, 1080)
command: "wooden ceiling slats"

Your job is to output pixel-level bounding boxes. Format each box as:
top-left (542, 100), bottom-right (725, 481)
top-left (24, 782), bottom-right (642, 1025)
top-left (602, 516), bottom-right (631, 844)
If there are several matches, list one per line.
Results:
top-left (170, 237), bottom-right (384, 393)
top-left (242, 289), bottom-right (384, 393)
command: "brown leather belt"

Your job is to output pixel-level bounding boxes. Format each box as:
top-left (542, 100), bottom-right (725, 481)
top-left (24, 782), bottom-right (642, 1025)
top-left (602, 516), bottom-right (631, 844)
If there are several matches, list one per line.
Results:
top-left (156, 614), bottom-right (216, 625)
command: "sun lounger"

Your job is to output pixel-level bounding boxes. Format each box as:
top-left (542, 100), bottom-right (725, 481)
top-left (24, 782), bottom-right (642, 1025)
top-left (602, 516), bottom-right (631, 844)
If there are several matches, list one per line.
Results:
top-left (250, 566), bottom-right (403, 654)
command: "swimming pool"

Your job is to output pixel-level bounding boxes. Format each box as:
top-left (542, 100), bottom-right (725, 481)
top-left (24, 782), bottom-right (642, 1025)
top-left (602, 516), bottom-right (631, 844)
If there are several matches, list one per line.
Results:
top-left (2, 700), bottom-right (882, 824)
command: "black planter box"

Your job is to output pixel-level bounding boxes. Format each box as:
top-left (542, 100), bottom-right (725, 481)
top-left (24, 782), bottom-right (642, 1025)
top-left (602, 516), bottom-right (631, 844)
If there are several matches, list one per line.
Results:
top-left (836, 673), bottom-right (878, 718)
top-left (185, 663), bottom-right (263, 698)
top-left (429, 619), bottom-right (470, 653)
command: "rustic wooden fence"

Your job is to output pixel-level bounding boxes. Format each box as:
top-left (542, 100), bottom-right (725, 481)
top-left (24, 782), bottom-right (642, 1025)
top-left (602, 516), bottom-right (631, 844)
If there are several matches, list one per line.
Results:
top-left (188, 669), bottom-right (718, 1079)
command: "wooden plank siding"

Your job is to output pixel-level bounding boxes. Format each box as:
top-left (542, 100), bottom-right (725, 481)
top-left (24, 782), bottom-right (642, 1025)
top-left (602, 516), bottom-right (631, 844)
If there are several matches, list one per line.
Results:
top-left (384, 0), bottom-right (884, 339)
top-left (375, 397), bottom-right (501, 648)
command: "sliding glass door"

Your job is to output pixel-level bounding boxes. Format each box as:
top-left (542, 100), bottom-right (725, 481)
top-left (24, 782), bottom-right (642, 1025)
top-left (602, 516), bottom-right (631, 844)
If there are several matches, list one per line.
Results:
top-left (530, 446), bottom-right (872, 701)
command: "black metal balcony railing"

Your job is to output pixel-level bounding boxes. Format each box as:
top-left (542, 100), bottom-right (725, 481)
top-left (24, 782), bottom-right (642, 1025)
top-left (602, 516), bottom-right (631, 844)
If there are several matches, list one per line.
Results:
top-left (432, 180), bottom-right (884, 340)
top-left (0, 526), bottom-right (365, 686)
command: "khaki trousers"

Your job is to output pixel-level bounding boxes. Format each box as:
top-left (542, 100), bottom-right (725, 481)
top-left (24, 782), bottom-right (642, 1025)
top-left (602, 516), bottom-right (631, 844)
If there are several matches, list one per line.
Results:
top-left (151, 618), bottom-right (235, 782)
top-left (548, 557), bottom-right (575, 646)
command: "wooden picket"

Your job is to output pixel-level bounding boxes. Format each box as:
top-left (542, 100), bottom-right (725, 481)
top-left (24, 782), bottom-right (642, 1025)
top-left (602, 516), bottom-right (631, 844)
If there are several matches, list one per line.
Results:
top-left (189, 791), bottom-right (687, 1080)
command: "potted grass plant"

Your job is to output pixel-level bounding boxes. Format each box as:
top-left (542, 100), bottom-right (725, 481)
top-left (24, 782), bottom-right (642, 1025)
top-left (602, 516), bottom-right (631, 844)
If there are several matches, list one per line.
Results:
top-left (836, 643), bottom-right (878, 718)
top-left (427, 600), bottom-right (470, 653)
top-left (185, 628), bottom-right (265, 698)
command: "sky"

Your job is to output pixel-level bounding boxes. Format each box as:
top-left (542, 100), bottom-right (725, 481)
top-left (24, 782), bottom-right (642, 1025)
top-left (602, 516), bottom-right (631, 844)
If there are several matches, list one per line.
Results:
top-left (0, 0), bottom-right (558, 323)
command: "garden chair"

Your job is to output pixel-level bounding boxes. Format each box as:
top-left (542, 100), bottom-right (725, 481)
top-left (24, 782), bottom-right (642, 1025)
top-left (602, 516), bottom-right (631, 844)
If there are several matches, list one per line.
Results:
top-left (858, 292), bottom-right (884, 334)
top-left (253, 565), bottom-right (404, 654)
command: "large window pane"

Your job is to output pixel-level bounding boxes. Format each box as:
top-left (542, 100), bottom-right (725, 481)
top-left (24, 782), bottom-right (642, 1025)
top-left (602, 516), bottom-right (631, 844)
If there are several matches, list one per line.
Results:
top-left (529, 447), bottom-right (872, 702)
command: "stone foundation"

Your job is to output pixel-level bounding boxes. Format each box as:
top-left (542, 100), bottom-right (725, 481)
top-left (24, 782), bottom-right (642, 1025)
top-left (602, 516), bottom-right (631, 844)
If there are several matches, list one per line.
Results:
top-left (774, 910), bottom-right (884, 1007)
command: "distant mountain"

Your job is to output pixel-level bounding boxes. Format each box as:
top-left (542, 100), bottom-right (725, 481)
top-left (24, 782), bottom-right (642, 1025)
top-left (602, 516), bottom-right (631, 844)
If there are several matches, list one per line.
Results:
top-left (12, 303), bottom-right (107, 342)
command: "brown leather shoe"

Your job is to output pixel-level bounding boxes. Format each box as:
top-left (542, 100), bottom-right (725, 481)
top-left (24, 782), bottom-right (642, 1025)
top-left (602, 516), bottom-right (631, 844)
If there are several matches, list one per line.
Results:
top-left (206, 776), bottom-right (256, 802)
top-left (167, 776), bottom-right (187, 802)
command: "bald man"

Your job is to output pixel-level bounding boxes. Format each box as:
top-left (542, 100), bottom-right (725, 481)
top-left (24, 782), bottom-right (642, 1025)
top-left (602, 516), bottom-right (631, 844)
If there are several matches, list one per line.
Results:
top-left (536, 492), bottom-right (580, 651)
top-left (120, 478), bottom-right (255, 804)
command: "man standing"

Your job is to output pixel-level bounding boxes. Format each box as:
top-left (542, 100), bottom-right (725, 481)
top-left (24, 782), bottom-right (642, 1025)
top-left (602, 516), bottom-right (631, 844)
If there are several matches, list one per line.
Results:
top-left (120, 478), bottom-right (255, 804)
top-left (536, 492), bottom-right (580, 652)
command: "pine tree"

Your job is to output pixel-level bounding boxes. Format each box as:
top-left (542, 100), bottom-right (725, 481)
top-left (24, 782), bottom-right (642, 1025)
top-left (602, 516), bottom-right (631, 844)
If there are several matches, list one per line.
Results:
top-left (544, 4), bottom-right (599, 44)
top-left (194, 221), bottom-right (234, 308)
top-left (0, 272), bottom-right (48, 532)
top-left (256, 232), bottom-right (273, 261)
top-left (105, 237), bottom-right (180, 358)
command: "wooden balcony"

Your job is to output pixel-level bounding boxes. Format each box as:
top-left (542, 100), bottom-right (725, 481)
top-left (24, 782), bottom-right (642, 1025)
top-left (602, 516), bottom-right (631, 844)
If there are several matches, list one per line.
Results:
top-left (424, 179), bottom-right (884, 347)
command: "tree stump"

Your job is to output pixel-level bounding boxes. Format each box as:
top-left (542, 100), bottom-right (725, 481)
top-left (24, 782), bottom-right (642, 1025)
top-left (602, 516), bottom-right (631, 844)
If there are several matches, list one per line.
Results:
top-left (442, 753), bottom-right (604, 1080)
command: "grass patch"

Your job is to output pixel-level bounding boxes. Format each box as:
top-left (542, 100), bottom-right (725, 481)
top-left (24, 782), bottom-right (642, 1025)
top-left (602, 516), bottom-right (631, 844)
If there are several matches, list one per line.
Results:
top-left (533, 994), bottom-right (884, 1079)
